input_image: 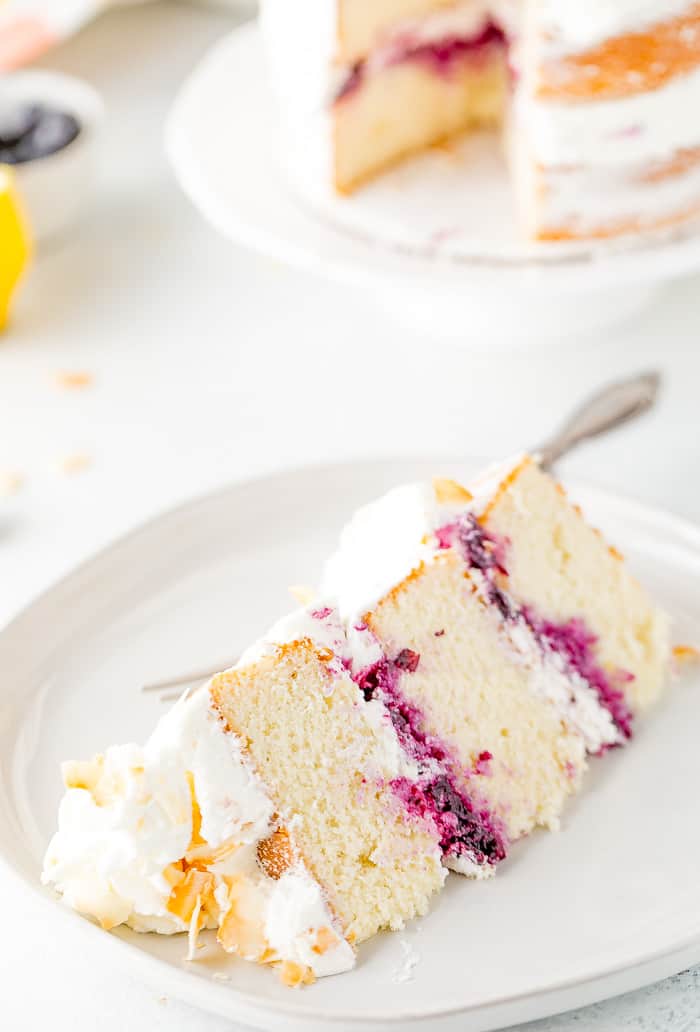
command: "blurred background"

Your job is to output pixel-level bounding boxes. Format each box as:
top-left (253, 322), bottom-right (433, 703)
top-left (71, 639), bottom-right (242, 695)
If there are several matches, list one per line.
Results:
top-left (1, 3), bottom-right (699, 1030)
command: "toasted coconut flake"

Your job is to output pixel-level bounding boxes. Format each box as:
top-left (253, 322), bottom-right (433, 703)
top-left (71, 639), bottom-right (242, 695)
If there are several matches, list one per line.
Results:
top-left (185, 838), bottom-right (241, 868)
top-left (163, 863), bottom-right (186, 890)
top-left (185, 771), bottom-right (205, 849)
top-left (673, 644), bottom-right (700, 665)
top-left (279, 960), bottom-right (316, 988)
top-left (311, 926), bottom-right (340, 956)
top-left (187, 895), bottom-right (205, 961)
top-left (54, 370), bottom-right (93, 390)
top-left (257, 828), bottom-right (295, 880)
top-left (608, 545), bottom-right (624, 561)
top-left (62, 756), bottom-right (104, 792)
top-left (433, 477), bottom-right (473, 505)
top-left (168, 869), bottom-right (215, 924)
top-left (217, 875), bottom-right (270, 961)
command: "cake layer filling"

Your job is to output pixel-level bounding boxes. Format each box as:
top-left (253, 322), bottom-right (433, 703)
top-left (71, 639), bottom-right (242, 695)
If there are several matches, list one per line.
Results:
top-left (354, 651), bottom-right (508, 873)
top-left (336, 21), bottom-right (507, 104)
top-left (244, 604), bottom-right (507, 875)
top-left (436, 513), bottom-right (634, 745)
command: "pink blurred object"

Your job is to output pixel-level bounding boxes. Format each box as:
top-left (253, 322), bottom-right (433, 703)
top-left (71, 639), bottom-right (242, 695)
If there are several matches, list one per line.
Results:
top-left (0, 1), bottom-right (152, 71)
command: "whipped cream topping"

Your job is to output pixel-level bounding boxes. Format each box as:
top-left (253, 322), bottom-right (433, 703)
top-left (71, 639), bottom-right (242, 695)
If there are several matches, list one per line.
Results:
top-left (42, 685), bottom-right (354, 979)
top-left (321, 479), bottom-right (476, 622)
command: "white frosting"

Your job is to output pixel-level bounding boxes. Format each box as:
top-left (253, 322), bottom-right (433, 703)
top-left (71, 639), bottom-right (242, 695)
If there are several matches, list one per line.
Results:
top-left (265, 868), bottom-right (355, 977)
top-left (42, 686), bottom-right (354, 978)
top-left (537, 157), bottom-right (700, 233)
top-left (446, 853), bottom-right (498, 878)
top-left (523, 62), bottom-right (700, 168)
top-left (321, 481), bottom-right (469, 622)
top-left (238, 603), bottom-right (383, 674)
top-left (535, 0), bottom-right (696, 57)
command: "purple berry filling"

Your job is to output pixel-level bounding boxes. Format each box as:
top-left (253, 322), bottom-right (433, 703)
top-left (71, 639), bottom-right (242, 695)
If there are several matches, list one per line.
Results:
top-left (523, 612), bottom-right (634, 741)
top-left (310, 606), bottom-right (334, 620)
top-left (335, 22), bottom-right (506, 104)
top-left (355, 654), bottom-right (506, 867)
top-left (437, 513), bottom-right (635, 743)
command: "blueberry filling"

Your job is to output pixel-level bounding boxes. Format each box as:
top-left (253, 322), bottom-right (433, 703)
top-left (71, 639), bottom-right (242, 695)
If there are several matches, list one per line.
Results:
top-left (335, 23), bottom-right (507, 104)
top-left (524, 612), bottom-right (634, 741)
top-left (355, 654), bottom-right (506, 867)
top-left (437, 513), bottom-right (635, 741)
top-left (394, 648), bottom-right (421, 672)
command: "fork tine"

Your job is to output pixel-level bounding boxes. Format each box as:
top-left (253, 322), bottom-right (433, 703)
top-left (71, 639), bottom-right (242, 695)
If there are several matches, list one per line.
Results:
top-left (141, 659), bottom-right (238, 694)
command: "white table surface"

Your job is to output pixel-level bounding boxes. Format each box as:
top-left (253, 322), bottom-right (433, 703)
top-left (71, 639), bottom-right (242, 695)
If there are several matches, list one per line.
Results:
top-left (2, 3), bottom-right (700, 1030)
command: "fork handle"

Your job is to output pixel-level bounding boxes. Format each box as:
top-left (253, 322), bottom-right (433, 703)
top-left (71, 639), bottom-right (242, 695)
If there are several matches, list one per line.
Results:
top-left (532, 371), bottom-right (661, 472)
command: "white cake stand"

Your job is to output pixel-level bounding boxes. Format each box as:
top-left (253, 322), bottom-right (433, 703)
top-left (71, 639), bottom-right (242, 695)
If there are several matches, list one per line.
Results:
top-left (166, 22), bottom-right (700, 348)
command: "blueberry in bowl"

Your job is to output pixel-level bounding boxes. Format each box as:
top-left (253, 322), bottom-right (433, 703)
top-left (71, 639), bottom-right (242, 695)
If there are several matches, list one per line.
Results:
top-left (0, 104), bottom-right (81, 165)
top-left (0, 72), bottom-right (104, 242)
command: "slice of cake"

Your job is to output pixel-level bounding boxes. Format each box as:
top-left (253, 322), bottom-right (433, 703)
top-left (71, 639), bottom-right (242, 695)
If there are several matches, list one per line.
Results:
top-left (42, 456), bottom-right (672, 985)
top-left (42, 632), bottom-right (445, 985)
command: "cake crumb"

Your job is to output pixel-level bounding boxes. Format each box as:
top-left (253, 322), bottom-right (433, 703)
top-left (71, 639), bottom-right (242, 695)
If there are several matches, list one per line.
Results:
top-left (54, 370), bottom-right (93, 390)
top-left (0, 470), bottom-right (23, 496)
top-left (57, 453), bottom-right (92, 476)
top-left (392, 939), bottom-right (420, 984)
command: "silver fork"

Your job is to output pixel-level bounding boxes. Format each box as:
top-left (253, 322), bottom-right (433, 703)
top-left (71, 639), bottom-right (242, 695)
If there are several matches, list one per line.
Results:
top-left (143, 370), bottom-right (661, 703)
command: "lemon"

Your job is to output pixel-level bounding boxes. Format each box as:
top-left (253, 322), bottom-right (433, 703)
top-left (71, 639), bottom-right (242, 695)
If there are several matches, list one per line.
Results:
top-left (0, 167), bottom-right (31, 331)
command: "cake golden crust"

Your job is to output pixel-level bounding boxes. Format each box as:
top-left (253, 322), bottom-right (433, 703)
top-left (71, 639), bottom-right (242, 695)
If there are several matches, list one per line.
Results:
top-left (537, 3), bottom-right (700, 101)
top-left (537, 200), bottom-right (700, 242)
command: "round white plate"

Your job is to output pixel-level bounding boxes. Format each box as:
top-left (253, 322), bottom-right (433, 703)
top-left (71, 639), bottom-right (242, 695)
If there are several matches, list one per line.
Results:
top-left (2, 458), bottom-right (700, 1032)
top-left (166, 24), bottom-right (700, 342)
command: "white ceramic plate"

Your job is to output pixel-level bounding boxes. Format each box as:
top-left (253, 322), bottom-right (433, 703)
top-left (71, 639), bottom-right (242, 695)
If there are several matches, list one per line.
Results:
top-left (2, 458), bottom-right (700, 1032)
top-left (166, 24), bottom-right (700, 342)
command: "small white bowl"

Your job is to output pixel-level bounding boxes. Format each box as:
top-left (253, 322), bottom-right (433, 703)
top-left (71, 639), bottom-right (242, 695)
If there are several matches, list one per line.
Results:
top-left (0, 71), bottom-right (104, 243)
